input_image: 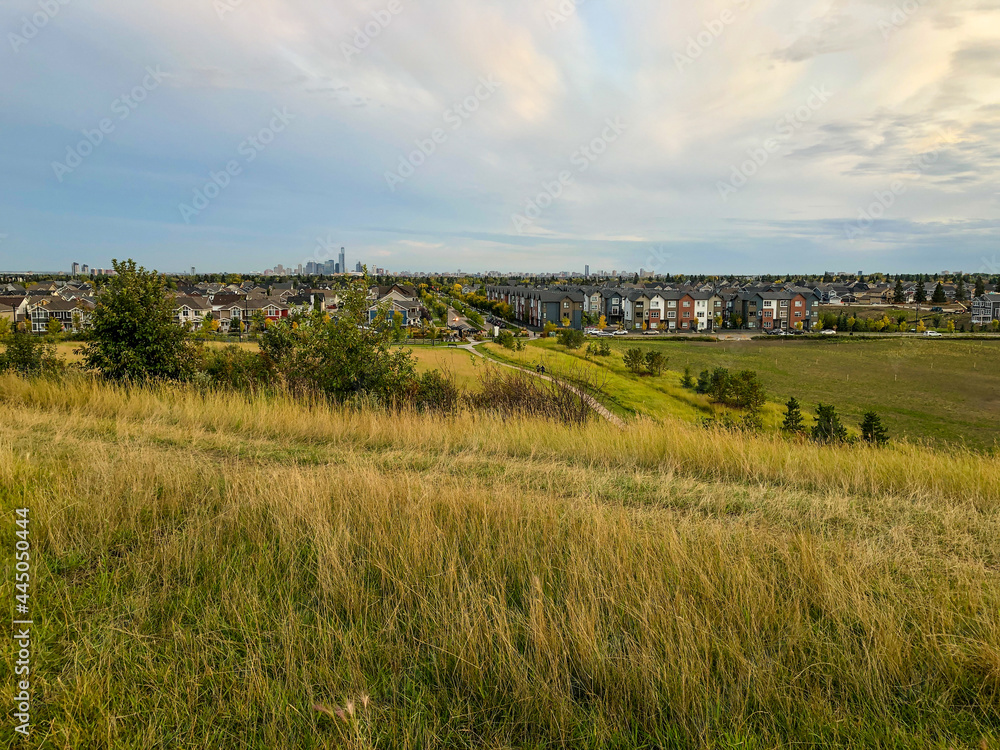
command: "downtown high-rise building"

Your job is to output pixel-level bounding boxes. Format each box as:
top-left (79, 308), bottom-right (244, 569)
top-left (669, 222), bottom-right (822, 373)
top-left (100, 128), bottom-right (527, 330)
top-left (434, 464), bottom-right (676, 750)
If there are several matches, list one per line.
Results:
top-left (338, 247), bottom-right (346, 275)
top-left (72, 262), bottom-right (80, 275)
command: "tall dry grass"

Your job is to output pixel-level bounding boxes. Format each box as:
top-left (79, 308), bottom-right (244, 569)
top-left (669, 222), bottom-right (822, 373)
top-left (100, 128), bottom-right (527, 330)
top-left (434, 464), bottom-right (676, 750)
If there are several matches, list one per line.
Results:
top-left (1, 373), bottom-right (998, 748)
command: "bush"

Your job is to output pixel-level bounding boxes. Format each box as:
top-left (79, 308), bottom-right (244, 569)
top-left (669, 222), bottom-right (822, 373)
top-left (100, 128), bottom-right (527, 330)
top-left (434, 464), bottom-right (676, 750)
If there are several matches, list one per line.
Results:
top-left (495, 329), bottom-right (523, 351)
top-left (557, 328), bottom-right (585, 349)
top-left (410, 370), bottom-right (461, 414)
top-left (0, 328), bottom-right (63, 376)
top-left (200, 346), bottom-right (277, 391)
top-left (466, 366), bottom-right (594, 425)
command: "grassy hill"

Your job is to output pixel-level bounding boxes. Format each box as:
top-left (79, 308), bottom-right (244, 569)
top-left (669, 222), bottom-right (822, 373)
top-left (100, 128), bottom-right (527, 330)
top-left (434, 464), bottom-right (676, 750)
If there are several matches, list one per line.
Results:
top-left (487, 337), bottom-right (1000, 451)
top-left (2, 374), bottom-right (998, 748)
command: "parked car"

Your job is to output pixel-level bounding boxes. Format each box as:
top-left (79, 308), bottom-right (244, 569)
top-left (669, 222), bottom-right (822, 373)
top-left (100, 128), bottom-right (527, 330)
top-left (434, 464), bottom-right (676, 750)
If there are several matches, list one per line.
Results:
top-left (612, 329), bottom-right (629, 336)
top-left (930, 307), bottom-right (944, 313)
top-left (924, 330), bottom-right (943, 337)
top-left (595, 330), bottom-right (615, 338)
top-left (821, 329), bottom-right (837, 336)
top-left (642, 329), bottom-right (661, 335)
top-left (768, 329), bottom-right (788, 336)
top-left (584, 327), bottom-right (599, 335)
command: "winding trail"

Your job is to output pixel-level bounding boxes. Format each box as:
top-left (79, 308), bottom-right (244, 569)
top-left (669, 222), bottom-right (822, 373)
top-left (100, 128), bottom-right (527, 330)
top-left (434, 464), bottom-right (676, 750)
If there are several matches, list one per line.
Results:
top-left (458, 342), bottom-right (626, 428)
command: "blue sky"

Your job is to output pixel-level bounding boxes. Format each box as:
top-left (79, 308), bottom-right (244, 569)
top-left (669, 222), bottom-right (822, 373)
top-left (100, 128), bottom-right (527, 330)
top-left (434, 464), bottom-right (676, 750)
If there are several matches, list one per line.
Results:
top-left (1, 0), bottom-right (998, 274)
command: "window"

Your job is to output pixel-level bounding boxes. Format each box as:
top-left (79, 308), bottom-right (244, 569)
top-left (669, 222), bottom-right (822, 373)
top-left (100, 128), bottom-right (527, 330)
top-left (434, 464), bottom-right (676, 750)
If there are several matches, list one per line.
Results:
top-left (780, 300), bottom-right (789, 307)
top-left (683, 301), bottom-right (691, 307)
top-left (667, 311), bottom-right (676, 319)
top-left (668, 301), bottom-right (676, 308)
top-left (563, 302), bottom-right (569, 308)
top-left (795, 300), bottom-right (803, 307)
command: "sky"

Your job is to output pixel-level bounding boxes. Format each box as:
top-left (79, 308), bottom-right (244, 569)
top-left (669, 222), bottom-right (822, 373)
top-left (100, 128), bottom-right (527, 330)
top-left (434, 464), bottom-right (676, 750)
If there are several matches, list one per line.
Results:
top-left (1, 0), bottom-right (999, 275)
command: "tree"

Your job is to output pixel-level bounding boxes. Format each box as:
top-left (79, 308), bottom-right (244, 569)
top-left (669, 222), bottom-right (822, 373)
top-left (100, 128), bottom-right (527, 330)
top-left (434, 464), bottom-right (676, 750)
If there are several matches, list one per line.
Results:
top-left (645, 350), bottom-right (667, 376)
top-left (782, 396), bottom-right (805, 433)
top-left (955, 276), bottom-right (966, 302)
top-left (597, 315), bottom-right (607, 331)
top-left (46, 316), bottom-right (62, 337)
top-left (915, 282), bottom-right (927, 304)
top-left (259, 276), bottom-right (417, 402)
top-left (931, 283), bottom-right (947, 304)
top-left (623, 348), bottom-right (646, 375)
top-left (892, 279), bottom-right (906, 304)
top-left (680, 366), bottom-right (695, 389)
top-left (200, 314), bottom-right (220, 334)
top-left (81, 259), bottom-right (197, 382)
top-left (916, 319), bottom-right (926, 333)
top-left (860, 411), bottom-right (889, 446)
top-left (71, 311), bottom-right (83, 332)
top-left (727, 370), bottom-right (766, 412)
top-left (812, 404), bottom-right (848, 443)
top-left (0, 317), bottom-right (10, 340)
top-left (557, 328), bottom-right (584, 349)
top-left (543, 321), bottom-right (558, 338)
top-left (975, 276), bottom-right (986, 298)
top-left (946, 320), bottom-right (955, 333)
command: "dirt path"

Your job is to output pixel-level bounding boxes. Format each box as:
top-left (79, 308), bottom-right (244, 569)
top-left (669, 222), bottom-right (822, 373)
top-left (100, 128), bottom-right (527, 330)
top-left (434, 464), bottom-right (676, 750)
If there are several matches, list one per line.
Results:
top-left (459, 342), bottom-right (626, 428)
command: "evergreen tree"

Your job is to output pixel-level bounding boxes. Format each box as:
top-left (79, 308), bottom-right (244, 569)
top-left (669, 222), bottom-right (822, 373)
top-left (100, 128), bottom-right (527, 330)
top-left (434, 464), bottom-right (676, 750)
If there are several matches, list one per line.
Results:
top-left (811, 404), bottom-right (849, 443)
top-left (955, 276), bottom-right (966, 302)
top-left (931, 283), bottom-right (947, 304)
top-left (975, 276), bottom-right (986, 298)
top-left (860, 411), bottom-right (889, 446)
top-left (892, 279), bottom-right (906, 304)
top-left (915, 279), bottom-right (927, 303)
top-left (781, 397), bottom-right (805, 433)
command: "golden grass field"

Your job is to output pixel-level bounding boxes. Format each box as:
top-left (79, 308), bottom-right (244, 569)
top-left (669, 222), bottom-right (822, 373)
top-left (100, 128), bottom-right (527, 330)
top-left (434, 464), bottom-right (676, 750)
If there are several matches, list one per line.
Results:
top-left (0, 374), bottom-right (998, 748)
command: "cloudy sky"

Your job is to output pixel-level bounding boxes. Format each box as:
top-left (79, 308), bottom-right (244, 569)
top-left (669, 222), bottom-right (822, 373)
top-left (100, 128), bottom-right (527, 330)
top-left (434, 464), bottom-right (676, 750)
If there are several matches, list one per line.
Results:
top-left (2, 0), bottom-right (999, 274)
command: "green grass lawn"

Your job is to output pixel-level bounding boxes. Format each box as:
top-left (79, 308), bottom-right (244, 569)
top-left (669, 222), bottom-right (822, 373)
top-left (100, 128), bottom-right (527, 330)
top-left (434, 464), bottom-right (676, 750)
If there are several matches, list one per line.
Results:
top-left (522, 336), bottom-right (1000, 450)
top-left (480, 340), bottom-right (762, 425)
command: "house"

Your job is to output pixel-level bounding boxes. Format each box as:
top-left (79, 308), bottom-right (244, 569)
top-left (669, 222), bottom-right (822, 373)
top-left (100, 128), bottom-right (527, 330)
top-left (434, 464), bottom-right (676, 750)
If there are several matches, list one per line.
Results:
top-left (971, 294), bottom-right (1000, 325)
top-left (174, 295), bottom-right (213, 327)
top-left (26, 297), bottom-right (93, 332)
top-left (0, 296), bottom-right (29, 324)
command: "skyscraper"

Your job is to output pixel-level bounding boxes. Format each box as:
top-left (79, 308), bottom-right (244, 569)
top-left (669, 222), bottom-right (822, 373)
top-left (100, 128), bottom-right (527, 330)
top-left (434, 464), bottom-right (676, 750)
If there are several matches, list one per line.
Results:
top-left (72, 262), bottom-right (80, 275)
top-left (339, 247), bottom-right (346, 275)
top-left (355, 261), bottom-right (362, 273)
top-left (584, 265), bottom-right (589, 278)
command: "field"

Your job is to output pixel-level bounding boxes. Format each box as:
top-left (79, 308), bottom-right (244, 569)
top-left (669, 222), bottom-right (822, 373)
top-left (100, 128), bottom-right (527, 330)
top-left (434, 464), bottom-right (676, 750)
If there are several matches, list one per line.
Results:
top-left (487, 338), bottom-right (1000, 451)
top-left (1, 375), bottom-right (998, 748)
top-left (9, 337), bottom-right (1000, 450)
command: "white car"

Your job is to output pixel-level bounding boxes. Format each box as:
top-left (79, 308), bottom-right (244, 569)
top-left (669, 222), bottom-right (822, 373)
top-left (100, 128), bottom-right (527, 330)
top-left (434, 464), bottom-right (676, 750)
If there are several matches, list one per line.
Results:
top-left (612, 329), bottom-right (629, 336)
top-left (821, 329), bottom-right (837, 336)
top-left (924, 330), bottom-right (943, 337)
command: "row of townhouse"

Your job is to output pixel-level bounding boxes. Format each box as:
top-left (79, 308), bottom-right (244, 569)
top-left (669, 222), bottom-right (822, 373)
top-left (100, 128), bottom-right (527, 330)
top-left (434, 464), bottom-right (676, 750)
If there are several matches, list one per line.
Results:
top-left (486, 285), bottom-right (816, 332)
